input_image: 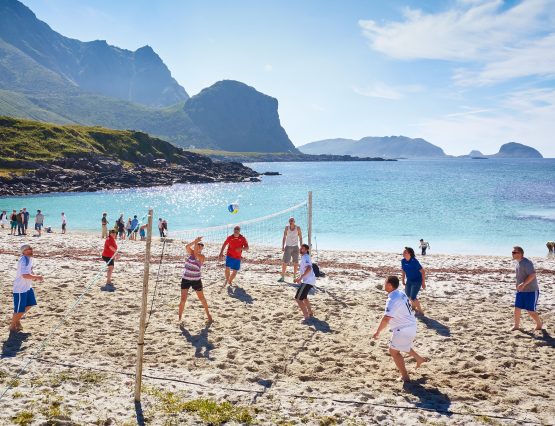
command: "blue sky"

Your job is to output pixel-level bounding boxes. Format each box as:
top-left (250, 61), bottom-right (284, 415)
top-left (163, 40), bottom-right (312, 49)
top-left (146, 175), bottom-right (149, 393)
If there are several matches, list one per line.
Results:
top-left (21, 0), bottom-right (555, 156)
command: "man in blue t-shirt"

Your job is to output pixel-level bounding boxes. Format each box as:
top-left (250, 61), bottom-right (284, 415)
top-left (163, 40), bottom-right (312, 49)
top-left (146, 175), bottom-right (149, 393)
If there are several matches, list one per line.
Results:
top-left (401, 247), bottom-right (426, 315)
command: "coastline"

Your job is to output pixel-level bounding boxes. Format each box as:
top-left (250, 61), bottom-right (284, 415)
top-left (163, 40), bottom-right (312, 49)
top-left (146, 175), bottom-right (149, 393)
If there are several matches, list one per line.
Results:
top-left (0, 231), bottom-right (553, 424)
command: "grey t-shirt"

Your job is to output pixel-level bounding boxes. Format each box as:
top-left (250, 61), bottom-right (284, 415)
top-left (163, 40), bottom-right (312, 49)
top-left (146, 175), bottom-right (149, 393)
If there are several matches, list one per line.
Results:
top-left (515, 257), bottom-right (539, 292)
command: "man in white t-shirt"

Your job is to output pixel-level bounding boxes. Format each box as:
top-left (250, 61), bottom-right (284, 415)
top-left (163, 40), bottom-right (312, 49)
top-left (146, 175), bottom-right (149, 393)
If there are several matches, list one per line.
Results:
top-left (294, 244), bottom-right (316, 322)
top-left (10, 244), bottom-right (43, 332)
top-left (373, 276), bottom-right (428, 382)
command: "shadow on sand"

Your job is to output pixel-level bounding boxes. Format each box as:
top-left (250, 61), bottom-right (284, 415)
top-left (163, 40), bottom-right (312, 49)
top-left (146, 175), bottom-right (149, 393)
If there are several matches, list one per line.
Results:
top-left (417, 316), bottom-right (451, 337)
top-left (227, 286), bottom-right (254, 304)
top-left (519, 329), bottom-right (555, 348)
top-left (1, 331), bottom-right (31, 358)
top-left (180, 323), bottom-right (214, 359)
top-left (308, 317), bottom-right (332, 333)
top-left (403, 378), bottom-right (452, 416)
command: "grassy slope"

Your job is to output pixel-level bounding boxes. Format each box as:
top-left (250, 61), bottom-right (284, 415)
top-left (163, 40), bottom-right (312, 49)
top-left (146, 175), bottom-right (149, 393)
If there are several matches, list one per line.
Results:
top-left (0, 116), bottom-right (192, 168)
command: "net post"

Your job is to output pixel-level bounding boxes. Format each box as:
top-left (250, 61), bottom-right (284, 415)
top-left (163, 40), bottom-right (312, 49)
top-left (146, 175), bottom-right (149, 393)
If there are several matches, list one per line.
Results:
top-left (134, 208), bottom-right (153, 402)
top-left (308, 191), bottom-right (313, 250)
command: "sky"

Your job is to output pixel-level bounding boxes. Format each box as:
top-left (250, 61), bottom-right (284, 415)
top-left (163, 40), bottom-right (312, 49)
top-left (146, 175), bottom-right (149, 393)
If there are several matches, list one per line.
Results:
top-left (21, 0), bottom-right (555, 156)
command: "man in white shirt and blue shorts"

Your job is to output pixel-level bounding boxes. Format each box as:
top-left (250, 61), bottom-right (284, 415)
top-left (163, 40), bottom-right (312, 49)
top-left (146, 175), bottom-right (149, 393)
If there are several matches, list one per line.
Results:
top-left (10, 244), bottom-right (43, 332)
top-left (373, 276), bottom-right (428, 382)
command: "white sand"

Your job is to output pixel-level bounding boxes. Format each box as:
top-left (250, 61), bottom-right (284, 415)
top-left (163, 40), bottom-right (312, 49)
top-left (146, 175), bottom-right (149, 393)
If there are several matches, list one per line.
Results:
top-left (0, 231), bottom-right (553, 425)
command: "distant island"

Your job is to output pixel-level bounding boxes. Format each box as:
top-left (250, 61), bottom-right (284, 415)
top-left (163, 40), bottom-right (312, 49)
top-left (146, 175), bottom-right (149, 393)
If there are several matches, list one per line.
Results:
top-left (299, 136), bottom-right (445, 159)
top-left (458, 143), bottom-right (543, 159)
top-left (300, 137), bottom-right (544, 160)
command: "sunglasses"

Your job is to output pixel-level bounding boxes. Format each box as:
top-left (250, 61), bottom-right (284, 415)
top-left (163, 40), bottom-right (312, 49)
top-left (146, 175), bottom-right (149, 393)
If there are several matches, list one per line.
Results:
top-left (511, 251), bottom-right (519, 254)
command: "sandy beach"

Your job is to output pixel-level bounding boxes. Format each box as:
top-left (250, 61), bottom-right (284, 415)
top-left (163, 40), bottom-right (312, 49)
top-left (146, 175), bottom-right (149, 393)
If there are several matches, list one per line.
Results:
top-left (0, 231), bottom-right (553, 425)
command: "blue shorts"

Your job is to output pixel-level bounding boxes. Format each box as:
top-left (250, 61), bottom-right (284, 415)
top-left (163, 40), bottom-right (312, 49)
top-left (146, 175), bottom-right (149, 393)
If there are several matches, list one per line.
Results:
top-left (405, 281), bottom-right (422, 300)
top-left (515, 290), bottom-right (539, 312)
top-left (13, 289), bottom-right (37, 313)
top-left (35, 223), bottom-right (43, 230)
top-left (225, 256), bottom-right (241, 271)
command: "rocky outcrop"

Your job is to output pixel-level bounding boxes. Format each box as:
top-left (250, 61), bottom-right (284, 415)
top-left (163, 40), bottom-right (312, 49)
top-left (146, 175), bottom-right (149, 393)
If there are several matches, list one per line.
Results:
top-left (184, 80), bottom-right (298, 153)
top-left (0, 153), bottom-right (259, 196)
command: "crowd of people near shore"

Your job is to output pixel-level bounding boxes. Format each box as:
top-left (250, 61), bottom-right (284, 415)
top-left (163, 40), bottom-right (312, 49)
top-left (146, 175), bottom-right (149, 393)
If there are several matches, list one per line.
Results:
top-left (0, 208), bottom-right (66, 236)
top-left (7, 213), bottom-right (545, 384)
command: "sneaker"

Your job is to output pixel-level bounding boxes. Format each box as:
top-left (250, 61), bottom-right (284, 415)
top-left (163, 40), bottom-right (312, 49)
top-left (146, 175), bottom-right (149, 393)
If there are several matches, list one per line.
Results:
top-left (277, 277), bottom-right (285, 283)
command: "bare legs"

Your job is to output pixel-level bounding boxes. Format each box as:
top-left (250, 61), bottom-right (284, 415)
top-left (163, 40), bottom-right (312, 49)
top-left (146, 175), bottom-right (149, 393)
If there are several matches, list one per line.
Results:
top-left (106, 265), bottom-right (114, 284)
top-left (410, 298), bottom-right (424, 315)
top-left (389, 348), bottom-right (428, 382)
top-left (223, 267), bottom-right (238, 287)
top-left (10, 306), bottom-right (31, 332)
top-left (280, 263), bottom-right (299, 281)
top-left (295, 298), bottom-right (314, 320)
top-left (513, 308), bottom-right (543, 330)
top-left (179, 289), bottom-right (212, 323)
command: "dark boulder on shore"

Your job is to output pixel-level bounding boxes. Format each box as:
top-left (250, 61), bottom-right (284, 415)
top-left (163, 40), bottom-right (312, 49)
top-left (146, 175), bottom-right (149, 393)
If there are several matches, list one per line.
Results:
top-left (0, 152), bottom-right (260, 196)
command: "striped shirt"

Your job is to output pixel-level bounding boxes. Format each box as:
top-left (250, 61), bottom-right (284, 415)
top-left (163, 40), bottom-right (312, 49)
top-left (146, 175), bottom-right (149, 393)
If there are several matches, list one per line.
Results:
top-left (182, 255), bottom-right (202, 280)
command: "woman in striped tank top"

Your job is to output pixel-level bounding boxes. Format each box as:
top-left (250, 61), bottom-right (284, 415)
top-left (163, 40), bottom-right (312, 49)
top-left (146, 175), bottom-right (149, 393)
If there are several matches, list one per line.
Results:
top-left (179, 237), bottom-right (213, 324)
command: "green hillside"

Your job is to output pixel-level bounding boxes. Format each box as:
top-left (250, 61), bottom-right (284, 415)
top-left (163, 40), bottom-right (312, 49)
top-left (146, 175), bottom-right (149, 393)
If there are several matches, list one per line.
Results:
top-left (0, 116), bottom-right (196, 168)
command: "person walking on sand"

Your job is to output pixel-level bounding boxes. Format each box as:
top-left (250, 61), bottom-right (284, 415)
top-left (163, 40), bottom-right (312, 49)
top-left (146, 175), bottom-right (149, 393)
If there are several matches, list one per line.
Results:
top-left (34, 210), bottom-right (44, 237)
top-left (158, 218), bottom-right (164, 238)
top-left (401, 247), bottom-right (426, 316)
top-left (17, 209), bottom-right (25, 236)
top-left (125, 217), bottom-right (132, 238)
top-left (0, 210), bottom-right (7, 229)
top-left (130, 215), bottom-right (139, 240)
top-left (117, 214), bottom-right (125, 240)
top-left (511, 246), bottom-right (543, 331)
top-left (10, 210), bottom-right (17, 235)
top-left (219, 226), bottom-right (249, 288)
top-left (278, 217), bottom-right (303, 283)
top-left (294, 243), bottom-right (316, 322)
top-left (10, 244), bottom-right (43, 332)
top-left (419, 239), bottom-right (430, 256)
top-left (101, 212), bottom-right (109, 239)
top-left (101, 230), bottom-right (118, 291)
top-left (179, 237), bottom-right (213, 324)
top-left (61, 212), bottom-right (67, 234)
top-left (23, 208), bottom-right (29, 233)
top-left (373, 276), bottom-right (428, 382)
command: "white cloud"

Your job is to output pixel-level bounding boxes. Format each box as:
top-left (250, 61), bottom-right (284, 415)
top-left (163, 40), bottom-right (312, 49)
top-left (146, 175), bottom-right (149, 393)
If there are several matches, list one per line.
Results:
top-left (415, 88), bottom-right (555, 156)
top-left (359, 0), bottom-right (555, 86)
top-left (352, 82), bottom-right (423, 100)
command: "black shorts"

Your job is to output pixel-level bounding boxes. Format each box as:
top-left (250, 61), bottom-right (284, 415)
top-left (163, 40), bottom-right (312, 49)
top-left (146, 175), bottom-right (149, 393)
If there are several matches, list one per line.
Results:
top-left (295, 283), bottom-right (313, 300)
top-left (102, 256), bottom-right (115, 267)
top-left (181, 279), bottom-right (203, 292)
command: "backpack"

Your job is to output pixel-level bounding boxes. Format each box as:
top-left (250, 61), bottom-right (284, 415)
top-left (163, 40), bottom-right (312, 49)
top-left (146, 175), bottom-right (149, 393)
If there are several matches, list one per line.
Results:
top-left (312, 263), bottom-right (325, 278)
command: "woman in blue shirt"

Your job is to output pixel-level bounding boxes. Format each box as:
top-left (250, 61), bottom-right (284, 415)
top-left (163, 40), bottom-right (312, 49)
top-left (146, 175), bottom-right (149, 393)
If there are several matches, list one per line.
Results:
top-left (401, 247), bottom-right (426, 315)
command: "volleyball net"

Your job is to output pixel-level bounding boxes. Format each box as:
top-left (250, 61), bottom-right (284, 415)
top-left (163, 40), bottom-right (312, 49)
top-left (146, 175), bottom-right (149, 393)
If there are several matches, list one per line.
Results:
top-left (170, 199), bottom-right (309, 247)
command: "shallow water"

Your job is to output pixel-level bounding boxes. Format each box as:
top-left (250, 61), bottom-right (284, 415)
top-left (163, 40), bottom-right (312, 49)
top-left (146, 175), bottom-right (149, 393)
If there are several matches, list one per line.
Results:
top-left (1, 158), bottom-right (554, 256)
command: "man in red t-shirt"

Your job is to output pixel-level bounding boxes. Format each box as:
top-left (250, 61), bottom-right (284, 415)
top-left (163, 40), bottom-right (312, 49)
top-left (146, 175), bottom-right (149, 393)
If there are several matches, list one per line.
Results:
top-left (101, 230), bottom-right (118, 291)
top-left (219, 225), bottom-right (249, 288)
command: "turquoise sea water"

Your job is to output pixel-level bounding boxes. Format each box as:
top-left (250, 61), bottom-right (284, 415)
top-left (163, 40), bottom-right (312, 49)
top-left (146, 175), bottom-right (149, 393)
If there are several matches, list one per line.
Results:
top-left (1, 159), bottom-right (554, 256)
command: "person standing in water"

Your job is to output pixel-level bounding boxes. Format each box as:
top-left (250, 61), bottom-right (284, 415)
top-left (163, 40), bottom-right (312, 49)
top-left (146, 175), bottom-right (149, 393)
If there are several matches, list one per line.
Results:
top-left (179, 237), bottom-right (212, 324)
